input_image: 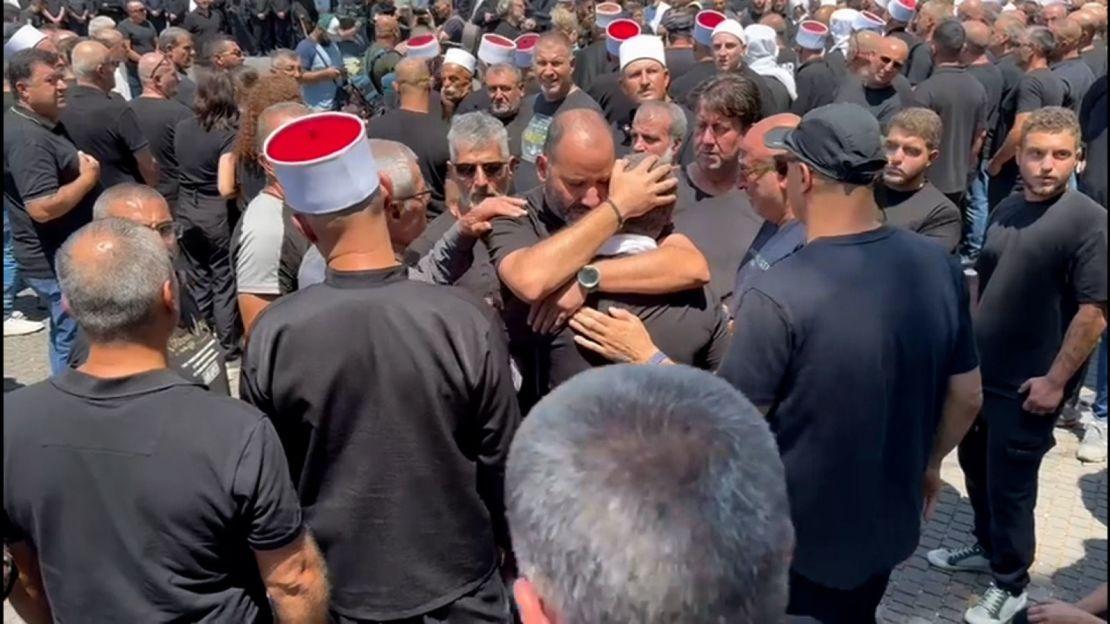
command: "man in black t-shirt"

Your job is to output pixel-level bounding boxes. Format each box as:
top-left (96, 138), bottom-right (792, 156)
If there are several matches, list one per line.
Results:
top-left (988, 25), bottom-right (1066, 206)
top-left (929, 107), bottom-right (1107, 624)
top-left (4, 48), bottom-right (100, 375)
top-left (1049, 16), bottom-right (1096, 114)
top-left (118, 0), bottom-right (158, 95)
top-left (62, 40), bottom-right (158, 191)
top-left (833, 35), bottom-right (913, 130)
top-left (875, 108), bottom-right (961, 253)
top-left (183, 0), bottom-right (223, 52)
top-left (129, 52), bottom-right (191, 209)
top-left (487, 109), bottom-right (717, 409)
top-left (720, 103), bottom-right (981, 624)
top-left (4, 217), bottom-right (327, 621)
top-left (157, 27), bottom-right (197, 109)
top-left (963, 19), bottom-right (1004, 265)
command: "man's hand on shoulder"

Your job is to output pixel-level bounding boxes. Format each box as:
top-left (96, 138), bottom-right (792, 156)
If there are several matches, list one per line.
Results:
top-left (458, 196), bottom-right (528, 238)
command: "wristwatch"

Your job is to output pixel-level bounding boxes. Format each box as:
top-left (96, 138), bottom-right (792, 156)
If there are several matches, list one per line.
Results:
top-left (577, 264), bottom-right (601, 292)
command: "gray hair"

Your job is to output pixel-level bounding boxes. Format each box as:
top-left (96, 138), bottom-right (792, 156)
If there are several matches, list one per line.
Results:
top-left (269, 47), bottom-right (298, 68)
top-left (634, 100), bottom-right (688, 144)
top-left (506, 365), bottom-right (794, 624)
top-left (447, 111), bottom-right (510, 161)
top-left (484, 62), bottom-right (521, 84)
top-left (369, 139), bottom-right (421, 199)
top-left (158, 26), bottom-right (190, 52)
top-left (92, 183), bottom-right (167, 219)
top-left (88, 15), bottom-right (116, 36)
top-left (257, 101), bottom-right (312, 157)
top-left (57, 218), bottom-right (174, 343)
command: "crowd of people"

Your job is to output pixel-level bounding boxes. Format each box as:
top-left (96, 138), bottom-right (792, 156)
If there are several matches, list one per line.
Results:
top-left (1, 0), bottom-right (1108, 619)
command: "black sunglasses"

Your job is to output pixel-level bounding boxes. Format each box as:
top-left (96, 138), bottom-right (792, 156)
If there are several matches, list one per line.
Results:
top-left (453, 161), bottom-right (509, 178)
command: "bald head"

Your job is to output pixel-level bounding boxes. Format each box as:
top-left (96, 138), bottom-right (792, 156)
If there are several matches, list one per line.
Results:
top-left (957, 0), bottom-right (985, 22)
top-left (544, 108), bottom-right (614, 163)
top-left (92, 184), bottom-right (170, 222)
top-left (963, 19), bottom-right (991, 47)
top-left (1069, 9), bottom-right (1098, 45)
top-left (137, 51), bottom-right (165, 83)
top-left (1051, 15), bottom-right (1082, 53)
top-left (742, 113), bottom-right (801, 161)
top-left (813, 5), bottom-right (835, 24)
top-left (855, 29), bottom-right (882, 53)
top-left (917, 0), bottom-right (953, 34)
top-left (369, 139), bottom-right (422, 200)
top-left (394, 56), bottom-right (430, 96)
top-left (759, 12), bottom-right (786, 34)
top-left (90, 26), bottom-right (122, 47)
top-left (71, 39), bottom-right (110, 80)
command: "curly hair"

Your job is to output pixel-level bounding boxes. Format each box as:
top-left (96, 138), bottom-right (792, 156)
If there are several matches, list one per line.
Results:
top-left (1021, 105), bottom-right (1080, 149)
top-left (234, 73), bottom-right (303, 166)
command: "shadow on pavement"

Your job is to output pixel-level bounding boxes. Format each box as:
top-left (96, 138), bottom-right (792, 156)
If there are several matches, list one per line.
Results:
top-left (4, 376), bottom-right (24, 393)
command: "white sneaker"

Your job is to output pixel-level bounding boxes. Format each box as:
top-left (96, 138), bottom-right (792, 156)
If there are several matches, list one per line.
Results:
top-left (964, 584), bottom-right (1027, 624)
top-left (927, 543), bottom-right (991, 573)
top-left (1078, 420), bottom-right (1107, 463)
top-left (3, 311), bottom-right (44, 337)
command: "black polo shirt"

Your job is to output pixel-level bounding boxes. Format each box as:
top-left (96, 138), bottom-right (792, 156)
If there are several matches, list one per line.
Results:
top-left (366, 108), bottom-right (451, 207)
top-left (118, 17), bottom-right (159, 71)
top-left (719, 226), bottom-right (977, 589)
top-left (571, 39), bottom-right (615, 94)
top-left (175, 72), bottom-right (197, 109)
top-left (3, 368), bottom-right (302, 622)
top-left (1052, 56), bottom-right (1097, 114)
top-left (183, 7), bottom-right (223, 49)
top-left (990, 67), bottom-right (1066, 205)
top-left (669, 59), bottom-right (717, 108)
top-left (665, 46), bottom-right (697, 78)
top-left (2, 105), bottom-right (93, 279)
top-left (406, 210), bottom-right (501, 309)
top-left (673, 166), bottom-right (765, 310)
top-left (130, 96), bottom-right (191, 203)
top-left (174, 115), bottom-right (237, 196)
top-left (792, 56), bottom-right (840, 115)
top-left (974, 190), bottom-right (1108, 397)
top-left (875, 181), bottom-right (962, 253)
top-left (1081, 44), bottom-right (1107, 79)
top-left (486, 186), bottom-right (732, 407)
top-left (59, 83), bottom-right (150, 190)
top-left (240, 264), bottom-right (520, 621)
top-left (909, 66), bottom-right (988, 196)
top-left (1079, 75), bottom-right (1107, 209)
top-left (904, 40), bottom-right (933, 85)
top-left (833, 74), bottom-right (914, 130)
top-left (966, 61), bottom-right (1004, 148)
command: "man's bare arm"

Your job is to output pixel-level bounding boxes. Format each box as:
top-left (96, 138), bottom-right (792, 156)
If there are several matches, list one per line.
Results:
top-left (254, 530), bottom-right (329, 623)
top-left (988, 111), bottom-right (1029, 174)
top-left (594, 233), bottom-right (710, 294)
top-left (136, 147), bottom-right (159, 187)
top-left (6, 542), bottom-right (52, 624)
top-left (929, 368), bottom-right (983, 468)
top-left (1045, 303), bottom-right (1107, 388)
top-left (25, 155), bottom-right (101, 223)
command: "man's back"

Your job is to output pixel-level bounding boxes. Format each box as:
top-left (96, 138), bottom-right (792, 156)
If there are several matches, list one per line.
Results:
top-left (366, 108), bottom-right (451, 201)
top-left (60, 84), bottom-right (150, 190)
top-left (3, 369), bottom-right (301, 622)
top-left (911, 67), bottom-right (988, 195)
top-left (721, 226), bottom-right (976, 588)
top-left (130, 96), bottom-right (191, 202)
top-left (1053, 56), bottom-right (1097, 113)
top-left (239, 267), bottom-right (520, 620)
top-left (966, 62), bottom-right (1004, 141)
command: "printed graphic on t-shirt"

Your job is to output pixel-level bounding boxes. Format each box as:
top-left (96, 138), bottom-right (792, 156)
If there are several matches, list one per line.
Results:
top-left (520, 114), bottom-right (552, 164)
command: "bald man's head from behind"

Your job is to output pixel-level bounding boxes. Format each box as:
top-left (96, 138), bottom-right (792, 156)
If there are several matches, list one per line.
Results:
top-left (849, 30), bottom-right (882, 76)
top-left (739, 113), bottom-right (801, 224)
top-left (71, 40), bottom-right (115, 92)
top-left (956, 0), bottom-right (985, 23)
top-left (137, 51), bottom-right (180, 96)
top-left (538, 109), bottom-right (617, 222)
top-left (961, 20), bottom-right (992, 61)
top-left (92, 184), bottom-right (178, 255)
top-left (1069, 10), bottom-right (1098, 47)
top-left (1050, 15), bottom-right (1082, 56)
top-left (870, 36), bottom-right (908, 86)
top-left (394, 56), bottom-right (431, 98)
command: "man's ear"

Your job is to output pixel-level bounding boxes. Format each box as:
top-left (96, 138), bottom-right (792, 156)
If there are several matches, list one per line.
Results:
top-left (260, 155), bottom-right (276, 180)
top-left (164, 277), bottom-right (180, 321)
top-left (927, 147), bottom-right (940, 166)
top-left (514, 578), bottom-right (555, 624)
top-left (291, 213), bottom-right (317, 243)
top-left (379, 171), bottom-right (395, 207)
top-left (536, 154), bottom-right (549, 184)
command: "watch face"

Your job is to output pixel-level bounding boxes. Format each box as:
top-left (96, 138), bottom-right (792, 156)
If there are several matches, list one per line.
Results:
top-left (579, 266), bottom-right (601, 289)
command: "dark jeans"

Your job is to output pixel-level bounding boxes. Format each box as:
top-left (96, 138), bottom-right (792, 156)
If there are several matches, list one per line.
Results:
top-left (330, 569), bottom-right (511, 624)
top-left (176, 189), bottom-right (242, 359)
top-left (272, 14), bottom-right (291, 48)
top-left (958, 392), bottom-right (1057, 595)
top-left (786, 569), bottom-right (893, 624)
top-left (250, 13), bottom-right (274, 53)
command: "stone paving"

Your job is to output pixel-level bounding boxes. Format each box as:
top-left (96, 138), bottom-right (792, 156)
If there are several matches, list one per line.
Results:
top-left (4, 287), bottom-right (1107, 623)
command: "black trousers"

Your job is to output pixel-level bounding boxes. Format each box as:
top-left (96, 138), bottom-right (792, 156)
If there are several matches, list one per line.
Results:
top-left (249, 13), bottom-right (273, 54)
top-left (786, 569), bottom-right (892, 624)
top-left (272, 14), bottom-right (291, 49)
top-left (176, 189), bottom-right (242, 360)
top-left (330, 569), bottom-right (511, 623)
top-left (957, 392), bottom-right (1057, 595)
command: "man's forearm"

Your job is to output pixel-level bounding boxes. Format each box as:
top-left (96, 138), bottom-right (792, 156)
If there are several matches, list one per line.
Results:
top-left (138, 152), bottom-right (159, 187)
top-left (1046, 304), bottom-right (1107, 388)
top-left (992, 112), bottom-right (1028, 168)
top-left (264, 534), bottom-right (329, 624)
top-left (928, 368), bottom-right (983, 468)
top-left (410, 221), bottom-right (476, 285)
top-left (300, 69), bottom-right (335, 84)
top-left (594, 235), bottom-right (710, 294)
top-left (26, 175), bottom-right (97, 223)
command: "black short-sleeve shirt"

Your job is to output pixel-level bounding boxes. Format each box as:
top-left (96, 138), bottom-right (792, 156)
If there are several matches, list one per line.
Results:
top-left (2, 106), bottom-right (93, 278)
top-left (3, 368), bottom-right (302, 622)
top-left (183, 7), bottom-right (223, 48)
top-left (974, 190), bottom-right (1108, 396)
top-left (875, 181), bottom-right (962, 254)
top-left (130, 96), bottom-right (192, 202)
top-left (909, 66), bottom-right (988, 195)
top-left (174, 115), bottom-right (237, 196)
top-left (833, 74), bottom-right (914, 130)
top-left (59, 84), bottom-right (151, 191)
top-left (719, 226), bottom-right (978, 589)
top-left (175, 73), bottom-right (197, 109)
top-left (1079, 75), bottom-right (1107, 209)
top-left (117, 17), bottom-right (159, 67)
top-left (1053, 57), bottom-right (1097, 114)
top-left (966, 61), bottom-right (1004, 145)
top-left (366, 108), bottom-right (451, 205)
top-left (792, 56), bottom-right (840, 116)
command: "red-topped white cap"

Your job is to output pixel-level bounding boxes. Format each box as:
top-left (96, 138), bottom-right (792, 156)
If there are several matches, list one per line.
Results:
top-left (619, 34), bottom-right (666, 71)
top-left (606, 19), bottom-right (641, 56)
top-left (854, 10), bottom-right (887, 31)
top-left (795, 19), bottom-right (829, 50)
top-left (887, 0), bottom-right (916, 22)
top-left (694, 10), bottom-right (727, 46)
top-left (263, 112), bottom-right (380, 216)
top-left (404, 33), bottom-right (440, 59)
top-left (4, 24), bottom-right (47, 57)
top-left (595, 2), bottom-right (623, 29)
top-left (514, 33), bottom-right (540, 68)
top-left (711, 18), bottom-right (746, 44)
top-left (478, 33), bottom-right (516, 66)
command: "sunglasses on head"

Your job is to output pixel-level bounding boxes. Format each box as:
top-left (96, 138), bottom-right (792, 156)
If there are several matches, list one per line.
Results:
top-left (454, 162), bottom-right (509, 178)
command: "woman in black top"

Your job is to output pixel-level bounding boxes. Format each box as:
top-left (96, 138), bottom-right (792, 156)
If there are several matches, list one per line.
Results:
top-left (174, 69), bottom-right (243, 360)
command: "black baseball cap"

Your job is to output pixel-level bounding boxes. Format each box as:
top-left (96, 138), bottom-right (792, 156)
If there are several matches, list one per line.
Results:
top-left (764, 103), bottom-right (886, 186)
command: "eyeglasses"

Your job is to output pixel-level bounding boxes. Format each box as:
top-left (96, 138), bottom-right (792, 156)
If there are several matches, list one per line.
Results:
top-left (453, 161), bottom-right (509, 178)
top-left (148, 221), bottom-right (183, 239)
top-left (394, 189), bottom-right (433, 204)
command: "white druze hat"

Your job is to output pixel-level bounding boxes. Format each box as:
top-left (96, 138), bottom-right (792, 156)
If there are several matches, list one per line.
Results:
top-left (693, 9), bottom-right (726, 46)
top-left (887, 0), bottom-right (916, 22)
top-left (263, 112), bottom-right (381, 216)
top-left (595, 2), bottom-right (623, 29)
top-left (606, 19), bottom-right (641, 56)
top-left (443, 47), bottom-right (477, 73)
top-left (478, 33), bottom-right (516, 66)
top-left (404, 33), bottom-right (440, 59)
top-left (795, 19), bottom-right (830, 50)
top-left (4, 24), bottom-right (47, 57)
top-left (514, 33), bottom-right (539, 68)
top-left (711, 18), bottom-right (747, 44)
top-left (853, 10), bottom-right (887, 31)
top-left (619, 34), bottom-right (666, 71)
